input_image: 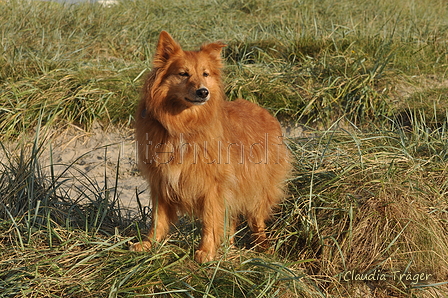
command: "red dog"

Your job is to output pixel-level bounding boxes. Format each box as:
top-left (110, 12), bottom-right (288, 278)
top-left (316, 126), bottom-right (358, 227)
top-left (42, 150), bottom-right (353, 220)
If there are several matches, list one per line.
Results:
top-left (130, 31), bottom-right (291, 263)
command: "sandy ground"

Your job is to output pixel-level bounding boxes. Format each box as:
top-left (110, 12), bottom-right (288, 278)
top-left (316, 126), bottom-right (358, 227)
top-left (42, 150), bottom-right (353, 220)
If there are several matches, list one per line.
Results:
top-left (37, 123), bottom-right (147, 214)
top-left (16, 120), bottom-right (303, 217)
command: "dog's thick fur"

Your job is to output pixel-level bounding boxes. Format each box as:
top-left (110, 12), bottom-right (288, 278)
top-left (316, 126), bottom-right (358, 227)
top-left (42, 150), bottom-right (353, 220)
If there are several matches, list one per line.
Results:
top-left (130, 31), bottom-right (291, 263)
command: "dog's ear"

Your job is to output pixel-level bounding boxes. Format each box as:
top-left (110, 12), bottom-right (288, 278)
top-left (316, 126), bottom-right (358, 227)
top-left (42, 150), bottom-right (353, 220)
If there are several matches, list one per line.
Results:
top-left (200, 42), bottom-right (227, 61)
top-left (153, 31), bottom-right (182, 68)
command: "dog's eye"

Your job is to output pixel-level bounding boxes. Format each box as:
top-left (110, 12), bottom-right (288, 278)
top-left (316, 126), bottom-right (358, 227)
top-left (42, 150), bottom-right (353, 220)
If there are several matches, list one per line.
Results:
top-left (203, 72), bottom-right (209, 77)
top-left (179, 72), bottom-right (189, 77)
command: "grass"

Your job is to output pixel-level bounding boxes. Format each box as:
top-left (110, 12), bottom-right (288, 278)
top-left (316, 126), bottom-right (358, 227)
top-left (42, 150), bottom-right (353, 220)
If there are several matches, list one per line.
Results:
top-left (1, 0), bottom-right (448, 297)
top-left (1, 0), bottom-right (448, 132)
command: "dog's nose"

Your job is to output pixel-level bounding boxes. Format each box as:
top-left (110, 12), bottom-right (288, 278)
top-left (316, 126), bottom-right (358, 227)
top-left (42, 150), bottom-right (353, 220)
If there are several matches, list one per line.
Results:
top-left (196, 88), bottom-right (209, 99)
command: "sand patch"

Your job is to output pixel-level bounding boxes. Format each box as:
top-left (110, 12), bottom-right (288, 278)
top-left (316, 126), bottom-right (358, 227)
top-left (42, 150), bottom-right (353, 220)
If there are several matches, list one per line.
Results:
top-left (35, 124), bottom-right (147, 216)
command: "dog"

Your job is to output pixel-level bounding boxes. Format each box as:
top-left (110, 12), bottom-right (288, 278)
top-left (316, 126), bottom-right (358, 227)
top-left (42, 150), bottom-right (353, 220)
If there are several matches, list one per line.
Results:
top-left (130, 31), bottom-right (291, 263)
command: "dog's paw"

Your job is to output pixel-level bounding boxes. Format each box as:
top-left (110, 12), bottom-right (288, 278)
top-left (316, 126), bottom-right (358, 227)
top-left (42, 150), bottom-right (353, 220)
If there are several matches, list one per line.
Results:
top-left (129, 241), bottom-right (152, 252)
top-left (194, 249), bottom-right (214, 263)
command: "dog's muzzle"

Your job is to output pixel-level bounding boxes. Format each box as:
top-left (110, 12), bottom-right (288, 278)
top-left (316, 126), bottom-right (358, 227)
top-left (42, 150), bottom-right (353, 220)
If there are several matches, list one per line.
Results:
top-left (196, 88), bottom-right (209, 99)
top-left (185, 87), bottom-right (210, 105)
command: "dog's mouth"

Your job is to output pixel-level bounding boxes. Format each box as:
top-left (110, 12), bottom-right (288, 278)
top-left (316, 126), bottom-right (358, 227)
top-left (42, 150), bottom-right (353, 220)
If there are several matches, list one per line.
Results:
top-left (184, 97), bottom-right (208, 105)
top-left (184, 87), bottom-right (210, 106)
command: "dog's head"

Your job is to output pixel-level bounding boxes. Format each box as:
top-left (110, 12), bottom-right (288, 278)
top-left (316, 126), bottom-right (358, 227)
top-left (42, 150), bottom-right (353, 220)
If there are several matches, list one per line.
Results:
top-left (152, 31), bottom-right (227, 107)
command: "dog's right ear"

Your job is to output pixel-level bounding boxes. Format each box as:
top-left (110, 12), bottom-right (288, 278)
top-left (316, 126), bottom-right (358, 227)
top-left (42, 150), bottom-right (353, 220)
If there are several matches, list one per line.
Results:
top-left (153, 31), bottom-right (182, 68)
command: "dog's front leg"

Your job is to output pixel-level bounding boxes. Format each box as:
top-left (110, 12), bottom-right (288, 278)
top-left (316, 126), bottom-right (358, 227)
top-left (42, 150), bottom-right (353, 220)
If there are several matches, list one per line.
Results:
top-left (130, 196), bottom-right (177, 252)
top-left (195, 192), bottom-right (224, 263)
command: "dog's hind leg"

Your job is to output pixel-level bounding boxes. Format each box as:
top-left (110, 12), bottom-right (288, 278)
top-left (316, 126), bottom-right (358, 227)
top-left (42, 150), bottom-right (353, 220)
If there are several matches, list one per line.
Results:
top-left (228, 216), bottom-right (238, 246)
top-left (247, 206), bottom-right (272, 252)
top-left (248, 217), bottom-right (269, 251)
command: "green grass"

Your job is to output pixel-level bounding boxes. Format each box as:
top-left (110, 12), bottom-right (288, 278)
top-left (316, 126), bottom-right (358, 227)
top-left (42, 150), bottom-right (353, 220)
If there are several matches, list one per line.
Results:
top-left (1, 0), bottom-right (448, 133)
top-left (1, 0), bottom-right (448, 297)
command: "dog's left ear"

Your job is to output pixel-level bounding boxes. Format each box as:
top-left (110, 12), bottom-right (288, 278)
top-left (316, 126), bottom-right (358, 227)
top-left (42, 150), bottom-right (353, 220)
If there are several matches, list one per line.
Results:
top-left (200, 42), bottom-right (227, 60)
top-left (154, 31), bottom-right (182, 68)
